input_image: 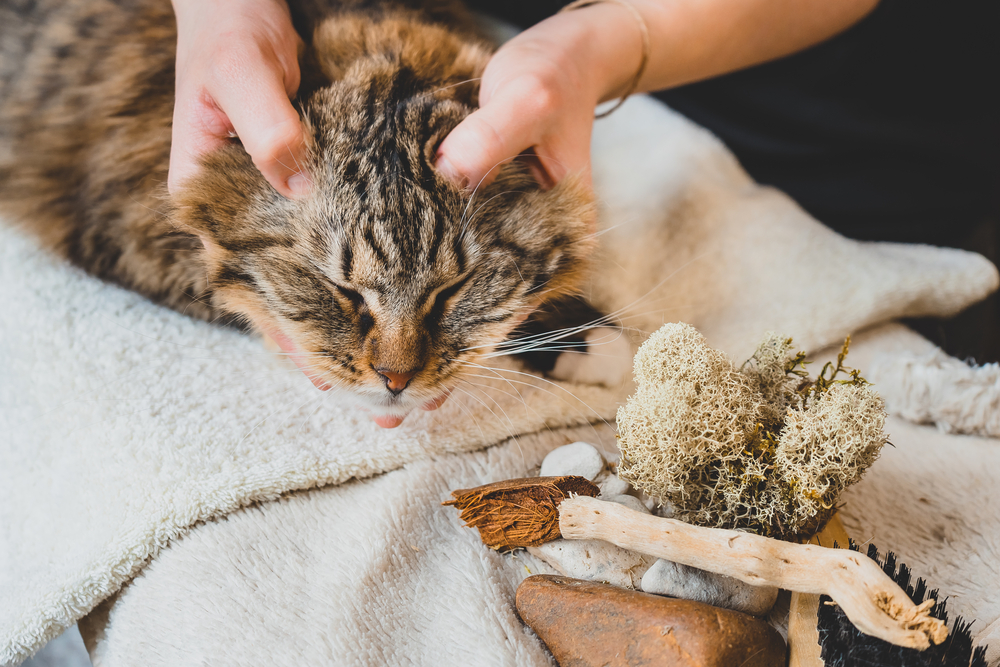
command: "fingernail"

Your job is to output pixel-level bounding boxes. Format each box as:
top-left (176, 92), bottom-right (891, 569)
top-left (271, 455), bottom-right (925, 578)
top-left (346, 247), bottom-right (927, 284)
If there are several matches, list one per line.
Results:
top-left (287, 173), bottom-right (311, 197)
top-left (436, 155), bottom-right (469, 191)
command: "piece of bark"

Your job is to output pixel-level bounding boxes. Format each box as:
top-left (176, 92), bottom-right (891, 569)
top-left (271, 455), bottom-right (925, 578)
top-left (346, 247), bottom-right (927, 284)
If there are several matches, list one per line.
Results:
top-left (516, 575), bottom-right (785, 667)
top-left (444, 476), bottom-right (599, 551)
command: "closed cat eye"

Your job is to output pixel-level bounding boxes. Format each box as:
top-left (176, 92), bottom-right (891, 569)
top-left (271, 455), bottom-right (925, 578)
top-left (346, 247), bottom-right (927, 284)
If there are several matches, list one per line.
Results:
top-left (334, 284), bottom-right (366, 308)
top-left (428, 273), bottom-right (472, 319)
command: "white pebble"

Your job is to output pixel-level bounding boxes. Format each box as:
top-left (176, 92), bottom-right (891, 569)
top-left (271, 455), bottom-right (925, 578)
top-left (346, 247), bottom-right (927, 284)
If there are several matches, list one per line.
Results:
top-left (653, 500), bottom-right (676, 518)
top-left (528, 539), bottom-right (655, 589)
top-left (640, 559), bottom-right (778, 615)
top-left (595, 471), bottom-right (631, 497)
top-left (539, 442), bottom-right (605, 480)
top-left (604, 494), bottom-right (649, 514)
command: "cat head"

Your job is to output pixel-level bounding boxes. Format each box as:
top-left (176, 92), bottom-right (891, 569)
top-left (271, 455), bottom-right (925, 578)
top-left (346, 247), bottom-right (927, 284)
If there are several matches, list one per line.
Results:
top-left (173, 41), bottom-right (596, 420)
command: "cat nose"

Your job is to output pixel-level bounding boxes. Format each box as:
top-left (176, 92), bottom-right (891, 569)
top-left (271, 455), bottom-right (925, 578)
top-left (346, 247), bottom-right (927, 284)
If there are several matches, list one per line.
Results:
top-left (375, 368), bottom-right (418, 395)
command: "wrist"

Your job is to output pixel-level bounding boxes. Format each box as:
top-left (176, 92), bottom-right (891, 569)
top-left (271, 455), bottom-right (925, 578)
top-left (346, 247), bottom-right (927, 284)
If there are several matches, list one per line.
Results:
top-left (531, 2), bottom-right (646, 106)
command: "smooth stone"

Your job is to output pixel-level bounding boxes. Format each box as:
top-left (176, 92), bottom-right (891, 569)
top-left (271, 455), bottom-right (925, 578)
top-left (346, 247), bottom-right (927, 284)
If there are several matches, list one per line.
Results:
top-left (653, 500), bottom-right (676, 518)
top-left (604, 494), bottom-right (649, 514)
top-left (516, 575), bottom-right (786, 667)
top-left (527, 539), bottom-right (654, 590)
top-left (594, 470), bottom-right (631, 497)
top-left (540, 442), bottom-right (605, 481)
top-left (640, 559), bottom-right (778, 616)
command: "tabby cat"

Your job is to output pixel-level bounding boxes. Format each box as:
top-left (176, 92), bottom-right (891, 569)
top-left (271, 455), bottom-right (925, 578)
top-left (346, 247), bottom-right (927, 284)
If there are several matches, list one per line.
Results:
top-left (0, 0), bottom-right (596, 421)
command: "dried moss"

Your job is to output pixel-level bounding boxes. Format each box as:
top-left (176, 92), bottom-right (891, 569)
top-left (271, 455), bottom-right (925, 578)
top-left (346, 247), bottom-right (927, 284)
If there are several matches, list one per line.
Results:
top-left (617, 323), bottom-right (887, 541)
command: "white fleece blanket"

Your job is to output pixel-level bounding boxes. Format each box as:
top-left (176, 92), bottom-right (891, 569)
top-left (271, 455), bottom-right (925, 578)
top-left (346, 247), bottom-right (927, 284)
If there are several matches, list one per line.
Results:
top-left (2, 95), bottom-right (998, 666)
top-left (77, 341), bottom-right (1000, 666)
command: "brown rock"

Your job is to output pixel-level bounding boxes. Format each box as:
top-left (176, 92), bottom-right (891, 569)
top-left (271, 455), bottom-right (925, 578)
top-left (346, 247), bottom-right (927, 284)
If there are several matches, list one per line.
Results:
top-left (516, 575), bottom-right (785, 667)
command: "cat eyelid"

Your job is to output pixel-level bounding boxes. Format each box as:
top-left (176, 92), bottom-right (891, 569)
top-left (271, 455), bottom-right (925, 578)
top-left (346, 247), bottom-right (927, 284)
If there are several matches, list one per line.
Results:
top-left (333, 283), bottom-right (367, 308)
top-left (425, 272), bottom-right (474, 315)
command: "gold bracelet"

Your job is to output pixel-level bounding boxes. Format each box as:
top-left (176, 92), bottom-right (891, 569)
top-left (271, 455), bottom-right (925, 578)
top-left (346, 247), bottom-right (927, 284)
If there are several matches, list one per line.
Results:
top-left (559, 0), bottom-right (650, 119)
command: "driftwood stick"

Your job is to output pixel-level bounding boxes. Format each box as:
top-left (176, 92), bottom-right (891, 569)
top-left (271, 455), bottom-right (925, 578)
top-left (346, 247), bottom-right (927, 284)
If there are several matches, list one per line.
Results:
top-left (559, 496), bottom-right (947, 650)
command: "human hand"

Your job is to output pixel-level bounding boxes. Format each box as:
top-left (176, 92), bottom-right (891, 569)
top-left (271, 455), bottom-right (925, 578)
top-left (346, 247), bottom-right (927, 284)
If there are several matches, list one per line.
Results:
top-left (169, 0), bottom-right (310, 198)
top-left (435, 4), bottom-right (642, 192)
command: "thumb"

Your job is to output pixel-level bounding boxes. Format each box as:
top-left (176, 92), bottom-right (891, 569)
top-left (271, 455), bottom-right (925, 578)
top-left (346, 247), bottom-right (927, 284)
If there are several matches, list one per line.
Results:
top-left (435, 83), bottom-right (545, 191)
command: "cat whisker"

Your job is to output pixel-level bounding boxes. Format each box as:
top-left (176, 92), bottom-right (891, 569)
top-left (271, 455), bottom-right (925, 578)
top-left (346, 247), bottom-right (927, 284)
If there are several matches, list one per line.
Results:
top-left (458, 375), bottom-right (533, 420)
top-left (126, 190), bottom-right (170, 221)
top-left (425, 77), bottom-right (482, 96)
top-left (489, 325), bottom-right (627, 357)
top-left (444, 384), bottom-right (490, 444)
top-left (463, 314), bottom-right (620, 353)
top-left (453, 359), bottom-right (614, 432)
top-left (463, 189), bottom-right (528, 231)
top-left (450, 384), bottom-right (527, 473)
top-left (459, 151), bottom-right (538, 238)
top-left (455, 367), bottom-right (610, 445)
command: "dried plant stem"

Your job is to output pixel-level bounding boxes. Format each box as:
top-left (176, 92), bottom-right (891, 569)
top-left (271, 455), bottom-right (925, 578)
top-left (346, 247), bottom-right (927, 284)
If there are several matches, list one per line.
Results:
top-left (559, 496), bottom-right (947, 650)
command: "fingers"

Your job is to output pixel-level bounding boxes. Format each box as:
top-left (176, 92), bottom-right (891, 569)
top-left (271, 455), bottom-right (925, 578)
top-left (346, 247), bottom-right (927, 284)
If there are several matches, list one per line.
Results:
top-left (210, 52), bottom-right (309, 198)
top-left (168, 92), bottom-right (232, 195)
top-left (435, 29), bottom-right (600, 192)
top-left (436, 75), bottom-right (555, 191)
top-left (168, 0), bottom-right (309, 199)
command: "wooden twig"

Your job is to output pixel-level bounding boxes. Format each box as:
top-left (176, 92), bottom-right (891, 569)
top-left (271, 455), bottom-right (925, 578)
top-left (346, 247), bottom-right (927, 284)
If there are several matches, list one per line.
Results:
top-left (558, 496), bottom-right (947, 650)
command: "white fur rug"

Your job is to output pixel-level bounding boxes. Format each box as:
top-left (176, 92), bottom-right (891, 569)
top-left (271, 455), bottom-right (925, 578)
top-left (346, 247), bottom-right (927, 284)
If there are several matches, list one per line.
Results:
top-left (2, 95), bottom-right (998, 666)
top-left (77, 357), bottom-right (1000, 665)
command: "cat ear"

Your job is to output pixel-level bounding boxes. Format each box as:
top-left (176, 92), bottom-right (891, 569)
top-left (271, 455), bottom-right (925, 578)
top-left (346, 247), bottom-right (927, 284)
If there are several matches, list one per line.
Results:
top-left (170, 145), bottom-right (272, 238)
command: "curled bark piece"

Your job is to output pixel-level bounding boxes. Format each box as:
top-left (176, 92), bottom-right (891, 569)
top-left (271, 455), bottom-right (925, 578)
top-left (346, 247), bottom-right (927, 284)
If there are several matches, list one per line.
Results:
top-left (444, 476), bottom-right (599, 551)
top-left (559, 496), bottom-right (947, 650)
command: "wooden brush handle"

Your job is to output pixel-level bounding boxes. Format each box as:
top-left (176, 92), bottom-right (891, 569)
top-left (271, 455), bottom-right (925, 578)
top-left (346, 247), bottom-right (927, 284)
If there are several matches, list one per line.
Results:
top-left (559, 496), bottom-right (946, 650)
top-left (787, 514), bottom-right (852, 667)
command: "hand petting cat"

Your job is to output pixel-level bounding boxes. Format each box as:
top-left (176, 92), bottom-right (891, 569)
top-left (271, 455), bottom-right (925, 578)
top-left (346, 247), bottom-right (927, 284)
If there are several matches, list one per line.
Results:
top-left (169, 0), bottom-right (310, 199)
top-left (436, 2), bottom-right (643, 193)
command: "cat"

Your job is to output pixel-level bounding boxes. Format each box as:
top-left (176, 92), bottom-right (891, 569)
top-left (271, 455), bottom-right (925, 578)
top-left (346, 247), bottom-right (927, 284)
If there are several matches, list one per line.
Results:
top-left (0, 0), bottom-right (597, 422)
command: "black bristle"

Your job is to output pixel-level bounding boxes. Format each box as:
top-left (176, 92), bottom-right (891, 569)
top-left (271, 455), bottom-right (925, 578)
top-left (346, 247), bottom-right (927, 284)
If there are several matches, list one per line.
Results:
top-left (817, 541), bottom-right (989, 666)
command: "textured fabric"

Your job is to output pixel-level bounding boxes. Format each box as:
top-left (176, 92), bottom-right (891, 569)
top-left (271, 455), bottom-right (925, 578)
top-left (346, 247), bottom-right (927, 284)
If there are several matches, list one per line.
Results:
top-left (81, 327), bottom-right (1000, 667)
top-left (2, 94), bottom-right (997, 666)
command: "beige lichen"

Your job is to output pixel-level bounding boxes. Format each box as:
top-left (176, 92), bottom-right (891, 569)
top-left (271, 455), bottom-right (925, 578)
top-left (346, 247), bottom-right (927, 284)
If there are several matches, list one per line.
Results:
top-left (617, 322), bottom-right (887, 541)
top-left (775, 382), bottom-right (886, 535)
top-left (741, 332), bottom-right (802, 423)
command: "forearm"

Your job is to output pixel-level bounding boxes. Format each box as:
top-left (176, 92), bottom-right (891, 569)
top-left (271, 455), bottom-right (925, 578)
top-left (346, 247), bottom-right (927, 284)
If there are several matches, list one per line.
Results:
top-left (524, 0), bottom-right (881, 105)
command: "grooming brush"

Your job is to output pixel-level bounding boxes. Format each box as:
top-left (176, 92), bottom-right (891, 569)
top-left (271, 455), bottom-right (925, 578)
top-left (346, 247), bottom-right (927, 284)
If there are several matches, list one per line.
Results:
top-left (446, 477), bottom-right (947, 651)
top-left (788, 515), bottom-right (988, 666)
top-left (728, 511), bottom-right (991, 667)
top-left (819, 542), bottom-right (988, 667)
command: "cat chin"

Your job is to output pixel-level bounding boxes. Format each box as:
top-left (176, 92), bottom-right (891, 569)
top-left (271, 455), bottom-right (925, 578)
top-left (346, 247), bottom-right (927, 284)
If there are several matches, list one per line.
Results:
top-left (333, 384), bottom-right (449, 422)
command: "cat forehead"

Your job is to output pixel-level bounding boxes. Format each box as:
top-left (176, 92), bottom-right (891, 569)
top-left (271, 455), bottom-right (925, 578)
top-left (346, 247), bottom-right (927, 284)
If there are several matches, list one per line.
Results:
top-left (315, 206), bottom-right (473, 289)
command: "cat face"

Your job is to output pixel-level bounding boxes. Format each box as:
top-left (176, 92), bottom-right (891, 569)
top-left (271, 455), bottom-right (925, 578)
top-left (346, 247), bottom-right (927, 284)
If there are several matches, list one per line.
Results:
top-left (175, 72), bottom-right (595, 419)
